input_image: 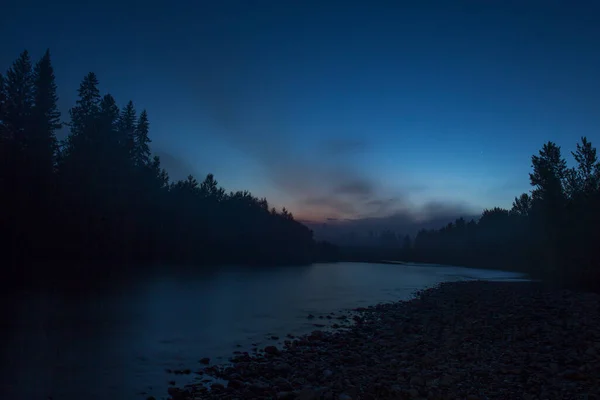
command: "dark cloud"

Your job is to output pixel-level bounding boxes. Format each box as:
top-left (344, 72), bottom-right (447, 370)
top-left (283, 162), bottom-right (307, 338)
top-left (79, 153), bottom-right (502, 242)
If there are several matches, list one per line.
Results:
top-left (362, 197), bottom-right (404, 217)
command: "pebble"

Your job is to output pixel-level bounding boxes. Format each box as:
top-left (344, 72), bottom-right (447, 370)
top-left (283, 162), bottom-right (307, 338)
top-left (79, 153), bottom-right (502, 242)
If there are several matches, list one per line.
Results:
top-left (276, 391), bottom-right (294, 399)
top-left (296, 388), bottom-right (318, 400)
top-left (264, 345), bottom-right (279, 355)
top-left (410, 376), bottom-right (425, 386)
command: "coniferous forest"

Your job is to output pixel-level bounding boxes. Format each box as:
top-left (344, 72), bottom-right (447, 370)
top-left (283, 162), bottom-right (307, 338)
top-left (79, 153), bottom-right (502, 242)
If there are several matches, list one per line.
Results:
top-left (0, 50), bottom-right (319, 280)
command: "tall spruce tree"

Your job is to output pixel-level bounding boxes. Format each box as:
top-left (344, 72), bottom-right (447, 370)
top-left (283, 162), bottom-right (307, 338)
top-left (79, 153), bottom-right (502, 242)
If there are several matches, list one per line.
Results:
top-left (31, 49), bottom-right (60, 174)
top-left (68, 72), bottom-right (101, 141)
top-left (1, 51), bottom-right (34, 208)
top-left (133, 109), bottom-right (151, 166)
top-left (118, 100), bottom-right (136, 162)
top-left (568, 137), bottom-right (600, 197)
top-left (61, 72), bottom-right (102, 190)
top-left (530, 142), bottom-right (567, 205)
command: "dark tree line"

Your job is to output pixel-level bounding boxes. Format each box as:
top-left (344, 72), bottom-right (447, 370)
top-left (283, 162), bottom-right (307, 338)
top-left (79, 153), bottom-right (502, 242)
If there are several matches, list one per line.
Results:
top-left (0, 50), bottom-right (323, 280)
top-left (409, 139), bottom-right (600, 290)
top-left (4, 49), bottom-right (595, 289)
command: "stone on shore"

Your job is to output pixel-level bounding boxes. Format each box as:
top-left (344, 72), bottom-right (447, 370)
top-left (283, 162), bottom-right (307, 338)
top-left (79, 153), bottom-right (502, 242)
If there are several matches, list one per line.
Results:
top-left (264, 345), bottom-right (280, 355)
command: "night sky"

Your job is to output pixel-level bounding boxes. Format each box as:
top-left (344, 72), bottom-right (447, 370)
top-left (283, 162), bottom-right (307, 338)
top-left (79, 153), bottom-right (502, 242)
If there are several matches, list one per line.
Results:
top-left (2, 1), bottom-right (600, 229)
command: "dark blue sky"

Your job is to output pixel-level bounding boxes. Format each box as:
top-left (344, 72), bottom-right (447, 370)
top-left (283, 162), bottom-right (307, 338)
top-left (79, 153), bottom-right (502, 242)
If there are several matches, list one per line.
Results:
top-left (3, 1), bottom-right (600, 225)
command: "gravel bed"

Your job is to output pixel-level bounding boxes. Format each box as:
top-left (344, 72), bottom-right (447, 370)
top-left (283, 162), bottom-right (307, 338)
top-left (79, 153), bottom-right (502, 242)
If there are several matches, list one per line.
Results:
top-left (166, 281), bottom-right (600, 400)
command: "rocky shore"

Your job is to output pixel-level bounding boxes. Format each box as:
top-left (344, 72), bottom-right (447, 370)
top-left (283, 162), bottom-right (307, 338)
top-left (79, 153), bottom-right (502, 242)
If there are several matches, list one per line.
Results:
top-left (167, 281), bottom-right (600, 400)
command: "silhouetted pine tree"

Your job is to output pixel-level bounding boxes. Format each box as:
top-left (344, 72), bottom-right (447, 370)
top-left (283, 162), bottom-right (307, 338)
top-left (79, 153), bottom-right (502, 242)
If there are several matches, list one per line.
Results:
top-left (530, 142), bottom-right (568, 207)
top-left (529, 142), bottom-right (568, 280)
top-left (562, 137), bottom-right (600, 286)
top-left (200, 173), bottom-right (225, 201)
top-left (31, 49), bottom-right (60, 174)
top-left (511, 193), bottom-right (532, 217)
top-left (133, 110), bottom-right (151, 167)
top-left (16, 50), bottom-right (63, 257)
top-left (59, 73), bottom-right (106, 259)
top-left (281, 207), bottom-right (293, 220)
top-left (565, 137), bottom-right (599, 198)
top-left (68, 72), bottom-right (101, 140)
top-left (118, 100), bottom-right (136, 161)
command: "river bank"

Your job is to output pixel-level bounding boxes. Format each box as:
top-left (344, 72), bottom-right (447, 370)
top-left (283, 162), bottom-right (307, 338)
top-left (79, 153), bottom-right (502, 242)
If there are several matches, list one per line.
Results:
top-left (166, 280), bottom-right (600, 400)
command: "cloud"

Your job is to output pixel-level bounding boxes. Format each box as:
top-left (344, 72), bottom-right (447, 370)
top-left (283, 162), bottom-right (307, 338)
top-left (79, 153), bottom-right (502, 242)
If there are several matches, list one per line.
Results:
top-left (334, 179), bottom-right (374, 196)
top-left (362, 197), bottom-right (405, 217)
top-left (303, 196), bottom-right (357, 216)
top-left (195, 98), bottom-right (388, 219)
top-left (189, 65), bottom-right (476, 225)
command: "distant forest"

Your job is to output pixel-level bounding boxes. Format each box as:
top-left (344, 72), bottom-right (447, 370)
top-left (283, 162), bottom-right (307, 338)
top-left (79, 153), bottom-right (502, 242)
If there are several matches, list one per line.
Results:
top-left (342, 138), bottom-right (600, 290)
top-left (1, 50), bottom-right (337, 279)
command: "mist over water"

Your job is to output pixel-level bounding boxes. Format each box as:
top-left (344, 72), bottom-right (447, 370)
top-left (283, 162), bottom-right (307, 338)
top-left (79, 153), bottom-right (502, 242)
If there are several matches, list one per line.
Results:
top-left (0, 262), bottom-right (525, 400)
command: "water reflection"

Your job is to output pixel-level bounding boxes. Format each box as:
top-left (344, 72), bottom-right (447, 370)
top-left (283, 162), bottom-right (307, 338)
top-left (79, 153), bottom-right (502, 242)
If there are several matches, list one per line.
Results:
top-left (0, 262), bottom-right (525, 400)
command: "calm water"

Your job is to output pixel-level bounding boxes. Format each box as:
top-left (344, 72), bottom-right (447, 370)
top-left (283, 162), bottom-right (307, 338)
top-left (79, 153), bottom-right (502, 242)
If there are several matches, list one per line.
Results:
top-left (0, 262), bottom-right (525, 400)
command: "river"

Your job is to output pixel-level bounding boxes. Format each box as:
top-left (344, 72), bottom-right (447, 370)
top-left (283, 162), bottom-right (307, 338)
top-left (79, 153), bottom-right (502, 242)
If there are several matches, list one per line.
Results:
top-left (0, 262), bottom-right (525, 400)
